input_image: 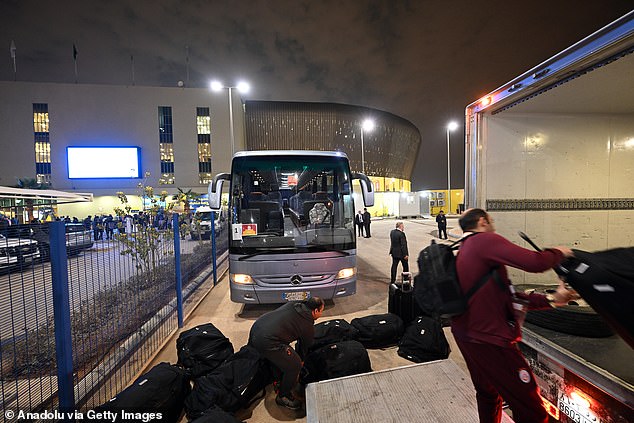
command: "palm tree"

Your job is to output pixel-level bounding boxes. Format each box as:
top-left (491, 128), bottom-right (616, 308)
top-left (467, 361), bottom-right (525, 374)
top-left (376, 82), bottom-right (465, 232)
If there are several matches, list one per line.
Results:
top-left (172, 188), bottom-right (200, 215)
top-left (14, 177), bottom-right (47, 222)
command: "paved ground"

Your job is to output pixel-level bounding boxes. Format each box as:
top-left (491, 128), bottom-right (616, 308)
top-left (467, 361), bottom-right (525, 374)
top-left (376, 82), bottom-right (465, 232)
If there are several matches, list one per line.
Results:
top-left (148, 217), bottom-right (468, 422)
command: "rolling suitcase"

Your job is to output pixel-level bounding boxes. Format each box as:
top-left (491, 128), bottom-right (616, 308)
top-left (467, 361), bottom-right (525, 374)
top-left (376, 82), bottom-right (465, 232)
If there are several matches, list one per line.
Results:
top-left (388, 272), bottom-right (422, 326)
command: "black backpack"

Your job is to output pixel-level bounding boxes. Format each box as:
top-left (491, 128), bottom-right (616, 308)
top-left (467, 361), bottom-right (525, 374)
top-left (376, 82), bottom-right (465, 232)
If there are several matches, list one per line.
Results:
top-left (397, 316), bottom-right (450, 363)
top-left (413, 235), bottom-right (500, 318)
top-left (176, 323), bottom-right (234, 378)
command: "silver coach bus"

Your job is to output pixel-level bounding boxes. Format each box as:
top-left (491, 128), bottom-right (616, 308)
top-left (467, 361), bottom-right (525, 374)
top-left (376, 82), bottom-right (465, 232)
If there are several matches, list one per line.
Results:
top-left (208, 150), bottom-right (374, 303)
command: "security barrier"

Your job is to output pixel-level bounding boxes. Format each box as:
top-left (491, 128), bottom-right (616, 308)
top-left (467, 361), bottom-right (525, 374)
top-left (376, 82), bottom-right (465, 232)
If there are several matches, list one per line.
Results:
top-left (0, 213), bottom-right (228, 413)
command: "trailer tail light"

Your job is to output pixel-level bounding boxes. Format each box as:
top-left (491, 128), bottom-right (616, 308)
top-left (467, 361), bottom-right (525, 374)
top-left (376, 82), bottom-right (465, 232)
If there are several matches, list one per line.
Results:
top-left (570, 390), bottom-right (591, 409)
top-left (541, 396), bottom-right (559, 420)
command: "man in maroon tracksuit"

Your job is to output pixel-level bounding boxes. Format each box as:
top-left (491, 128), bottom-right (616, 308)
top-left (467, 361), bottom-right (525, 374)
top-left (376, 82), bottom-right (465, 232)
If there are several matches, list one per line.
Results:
top-left (452, 208), bottom-right (577, 423)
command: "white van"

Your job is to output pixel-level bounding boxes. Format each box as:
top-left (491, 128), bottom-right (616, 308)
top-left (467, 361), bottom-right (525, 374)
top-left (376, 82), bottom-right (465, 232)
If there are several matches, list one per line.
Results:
top-left (190, 206), bottom-right (220, 240)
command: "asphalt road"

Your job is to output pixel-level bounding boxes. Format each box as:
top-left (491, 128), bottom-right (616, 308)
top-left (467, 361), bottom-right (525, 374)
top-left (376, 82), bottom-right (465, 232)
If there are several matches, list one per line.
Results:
top-left (0, 233), bottom-right (214, 343)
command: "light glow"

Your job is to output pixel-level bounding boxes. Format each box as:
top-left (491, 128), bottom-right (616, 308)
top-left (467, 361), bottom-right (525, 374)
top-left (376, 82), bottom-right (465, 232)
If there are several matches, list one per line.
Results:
top-left (447, 121), bottom-right (459, 131)
top-left (362, 119), bottom-right (375, 132)
top-left (231, 273), bottom-right (254, 284)
top-left (67, 147), bottom-right (141, 179)
top-left (236, 81), bottom-right (250, 94)
top-left (210, 80), bottom-right (223, 91)
top-left (336, 267), bottom-right (356, 279)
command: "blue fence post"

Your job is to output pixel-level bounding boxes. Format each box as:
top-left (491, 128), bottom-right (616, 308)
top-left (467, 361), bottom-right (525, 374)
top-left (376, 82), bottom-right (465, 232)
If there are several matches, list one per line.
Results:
top-left (173, 213), bottom-right (183, 328)
top-left (50, 221), bottom-right (75, 414)
top-left (211, 211), bottom-right (218, 285)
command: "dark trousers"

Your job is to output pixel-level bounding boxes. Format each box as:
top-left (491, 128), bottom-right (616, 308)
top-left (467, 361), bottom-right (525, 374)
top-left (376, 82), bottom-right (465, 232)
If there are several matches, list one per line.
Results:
top-left (357, 224), bottom-right (364, 237)
top-left (390, 256), bottom-right (409, 284)
top-left (455, 340), bottom-right (548, 423)
top-left (364, 223), bottom-right (371, 237)
top-left (254, 343), bottom-right (301, 397)
top-left (438, 225), bottom-right (447, 239)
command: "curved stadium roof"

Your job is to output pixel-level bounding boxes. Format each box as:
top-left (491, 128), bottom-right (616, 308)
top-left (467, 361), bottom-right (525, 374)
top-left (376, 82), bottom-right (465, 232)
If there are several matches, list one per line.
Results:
top-left (244, 101), bottom-right (421, 181)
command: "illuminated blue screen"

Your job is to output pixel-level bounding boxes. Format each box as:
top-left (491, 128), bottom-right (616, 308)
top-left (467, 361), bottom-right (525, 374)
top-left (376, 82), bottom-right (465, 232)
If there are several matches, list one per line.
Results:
top-left (67, 146), bottom-right (141, 179)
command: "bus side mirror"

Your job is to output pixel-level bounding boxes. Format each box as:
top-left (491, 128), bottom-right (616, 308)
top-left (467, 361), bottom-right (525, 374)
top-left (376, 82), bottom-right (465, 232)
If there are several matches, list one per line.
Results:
top-left (351, 172), bottom-right (374, 207)
top-left (208, 173), bottom-right (230, 210)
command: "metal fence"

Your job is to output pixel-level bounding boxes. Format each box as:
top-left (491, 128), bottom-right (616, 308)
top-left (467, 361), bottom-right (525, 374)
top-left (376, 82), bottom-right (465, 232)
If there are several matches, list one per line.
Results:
top-left (0, 211), bottom-right (228, 414)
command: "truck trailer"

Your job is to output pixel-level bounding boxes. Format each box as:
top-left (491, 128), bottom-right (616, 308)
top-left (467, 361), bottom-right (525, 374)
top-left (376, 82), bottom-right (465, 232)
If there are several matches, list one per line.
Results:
top-left (465, 11), bottom-right (633, 423)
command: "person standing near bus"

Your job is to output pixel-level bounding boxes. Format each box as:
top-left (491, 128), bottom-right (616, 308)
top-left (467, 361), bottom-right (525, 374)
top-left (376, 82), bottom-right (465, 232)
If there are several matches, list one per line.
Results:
top-left (363, 208), bottom-right (372, 237)
top-left (436, 210), bottom-right (448, 239)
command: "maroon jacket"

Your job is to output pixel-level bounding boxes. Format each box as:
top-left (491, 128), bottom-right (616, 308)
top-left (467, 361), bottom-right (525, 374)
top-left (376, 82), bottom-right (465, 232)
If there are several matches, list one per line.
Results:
top-left (451, 231), bottom-right (564, 347)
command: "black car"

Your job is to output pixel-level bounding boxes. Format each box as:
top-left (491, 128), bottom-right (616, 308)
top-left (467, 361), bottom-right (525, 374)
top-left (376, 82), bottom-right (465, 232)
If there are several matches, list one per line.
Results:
top-left (31, 223), bottom-right (94, 261)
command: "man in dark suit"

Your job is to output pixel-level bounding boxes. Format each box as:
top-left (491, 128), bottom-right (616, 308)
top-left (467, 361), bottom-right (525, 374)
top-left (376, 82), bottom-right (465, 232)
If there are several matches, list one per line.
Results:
top-left (355, 210), bottom-right (365, 237)
top-left (436, 210), bottom-right (448, 239)
top-left (363, 208), bottom-right (372, 237)
top-left (389, 221), bottom-right (409, 284)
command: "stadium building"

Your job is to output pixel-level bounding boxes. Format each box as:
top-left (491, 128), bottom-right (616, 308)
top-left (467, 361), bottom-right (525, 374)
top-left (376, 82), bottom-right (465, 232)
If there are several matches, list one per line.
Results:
top-left (0, 81), bottom-right (420, 220)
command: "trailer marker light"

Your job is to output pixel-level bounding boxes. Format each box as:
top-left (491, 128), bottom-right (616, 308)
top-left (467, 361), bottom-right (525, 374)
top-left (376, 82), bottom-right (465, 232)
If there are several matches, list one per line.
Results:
top-left (480, 96), bottom-right (492, 107)
top-left (541, 396), bottom-right (559, 420)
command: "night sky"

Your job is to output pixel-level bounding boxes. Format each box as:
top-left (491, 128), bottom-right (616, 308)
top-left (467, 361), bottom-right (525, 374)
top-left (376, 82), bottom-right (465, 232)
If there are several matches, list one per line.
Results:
top-left (1, 1), bottom-right (632, 190)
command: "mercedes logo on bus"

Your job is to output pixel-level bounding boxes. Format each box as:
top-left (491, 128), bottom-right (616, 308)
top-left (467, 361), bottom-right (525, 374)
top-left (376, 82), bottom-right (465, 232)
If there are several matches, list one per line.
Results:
top-left (290, 274), bottom-right (303, 285)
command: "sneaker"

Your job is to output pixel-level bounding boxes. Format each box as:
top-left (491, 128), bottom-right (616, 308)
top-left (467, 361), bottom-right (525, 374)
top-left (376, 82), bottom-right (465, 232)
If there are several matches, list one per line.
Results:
top-left (275, 394), bottom-right (302, 410)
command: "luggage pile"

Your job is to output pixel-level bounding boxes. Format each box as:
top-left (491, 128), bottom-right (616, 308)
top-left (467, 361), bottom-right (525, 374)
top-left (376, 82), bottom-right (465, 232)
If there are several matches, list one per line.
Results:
top-left (95, 322), bottom-right (267, 422)
top-left (388, 271), bottom-right (451, 364)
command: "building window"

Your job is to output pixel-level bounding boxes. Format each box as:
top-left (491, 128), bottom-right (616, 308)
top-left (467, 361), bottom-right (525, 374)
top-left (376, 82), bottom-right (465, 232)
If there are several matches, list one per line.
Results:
top-left (33, 103), bottom-right (51, 185)
top-left (196, 107), bottom-right (212, 184)
top-left (158, 106), bottom-right (174, 185)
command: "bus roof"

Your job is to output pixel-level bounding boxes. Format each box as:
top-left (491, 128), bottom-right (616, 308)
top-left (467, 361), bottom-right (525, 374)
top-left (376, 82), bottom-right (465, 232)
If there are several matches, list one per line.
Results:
top-left (233, 150), bottom-right (349, 159)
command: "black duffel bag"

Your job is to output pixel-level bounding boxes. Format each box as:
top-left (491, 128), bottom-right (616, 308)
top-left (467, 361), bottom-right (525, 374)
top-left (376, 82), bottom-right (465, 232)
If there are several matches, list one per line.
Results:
top-left (185, 344), bottom-right (272, 418)
top-left (397, 316), bottom-right (450, 363)
top-left (350, 313), bottom-right (404, 348)
top-left (301, 340), bottom-right (372, 384)
top-left (297, 318), bottom-right (360, 358)
top-left (176, 323), bottom-right (234, 378)
top-left (96, 362), bottom-right (191, 423)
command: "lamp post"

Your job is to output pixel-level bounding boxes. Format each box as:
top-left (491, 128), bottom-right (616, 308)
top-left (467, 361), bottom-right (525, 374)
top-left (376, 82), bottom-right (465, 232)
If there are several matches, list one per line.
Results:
top-left (360, 119), bottom-right (375, 174)
top-left (211, 80), bottom-right (250, 155)
top-left (446, 121), bottom-right (459, 214)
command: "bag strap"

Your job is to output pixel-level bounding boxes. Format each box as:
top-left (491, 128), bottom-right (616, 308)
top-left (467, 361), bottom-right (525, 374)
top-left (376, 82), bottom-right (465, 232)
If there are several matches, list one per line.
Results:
top-left (463, 268), bottom-right (504, 300)
top-left (448, 232), bottom-right (479, 249)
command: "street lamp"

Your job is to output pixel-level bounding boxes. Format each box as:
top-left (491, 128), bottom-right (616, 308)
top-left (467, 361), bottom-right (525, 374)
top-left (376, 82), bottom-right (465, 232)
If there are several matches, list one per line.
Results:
top-left (446, 121), bottom-right (459, 214)
top-left (360, 119), bottom-right (375, 174)
top-left (210, 80), bottom-right (250, 155)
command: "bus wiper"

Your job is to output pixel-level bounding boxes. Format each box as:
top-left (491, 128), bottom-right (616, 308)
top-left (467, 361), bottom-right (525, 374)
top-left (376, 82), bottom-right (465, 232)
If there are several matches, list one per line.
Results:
top-left (238, 247), bottom-right (297, 260)
top-left (306, 245), bottom-right (350, 256)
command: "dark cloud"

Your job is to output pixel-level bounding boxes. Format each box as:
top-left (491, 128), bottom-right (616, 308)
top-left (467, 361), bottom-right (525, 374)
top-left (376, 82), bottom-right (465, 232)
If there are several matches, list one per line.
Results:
top-left (1, 0), bottom-right (632, 189)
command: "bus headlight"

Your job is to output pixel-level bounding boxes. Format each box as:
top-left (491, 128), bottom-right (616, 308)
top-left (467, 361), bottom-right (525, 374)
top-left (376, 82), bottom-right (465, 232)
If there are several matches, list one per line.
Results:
top-left (336, 267), bottom-right (356, 279)
top-left (231, 273), bottom-right (254, 284)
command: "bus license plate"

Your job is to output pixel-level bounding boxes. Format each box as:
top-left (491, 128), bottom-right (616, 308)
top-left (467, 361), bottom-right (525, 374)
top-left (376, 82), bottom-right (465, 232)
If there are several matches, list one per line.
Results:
top-left (283, 292), bottom-right (310, 301)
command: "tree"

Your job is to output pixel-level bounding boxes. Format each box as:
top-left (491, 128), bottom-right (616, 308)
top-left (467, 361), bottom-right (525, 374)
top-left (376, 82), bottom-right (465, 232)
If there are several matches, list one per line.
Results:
top-left (172, 188), bottom-right (201, 215)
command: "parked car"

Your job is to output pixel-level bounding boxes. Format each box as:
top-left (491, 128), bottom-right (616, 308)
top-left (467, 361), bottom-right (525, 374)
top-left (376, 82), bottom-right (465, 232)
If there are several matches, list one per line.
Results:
top-left (190, 206), bottom-right (222, 240)
top-left (31, 222), bottom-right (94, 261)
top-left (0, 233), bottom-right (40, 273)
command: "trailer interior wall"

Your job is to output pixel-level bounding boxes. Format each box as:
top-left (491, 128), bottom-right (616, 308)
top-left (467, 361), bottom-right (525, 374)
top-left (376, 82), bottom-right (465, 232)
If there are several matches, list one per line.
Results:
top-left (476, 51), bottom-right (634, 285)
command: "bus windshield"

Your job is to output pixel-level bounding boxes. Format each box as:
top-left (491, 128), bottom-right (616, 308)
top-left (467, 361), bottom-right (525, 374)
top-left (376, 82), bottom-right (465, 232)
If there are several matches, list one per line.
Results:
top-left (229, 154), bottom-right (355, 254)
